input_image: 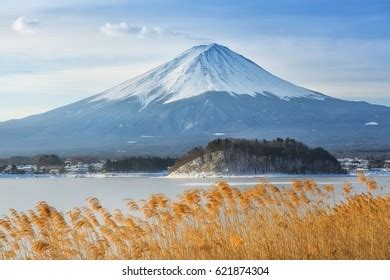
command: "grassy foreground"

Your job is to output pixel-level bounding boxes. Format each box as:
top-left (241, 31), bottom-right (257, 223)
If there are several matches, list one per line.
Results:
top-left (0, 172), bottom-right (389, 260)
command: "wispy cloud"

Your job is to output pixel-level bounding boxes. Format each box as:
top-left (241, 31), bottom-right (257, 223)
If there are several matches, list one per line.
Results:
top-left (12, 16), bottom-right (40, 34)
top-left (99, 21), bottom-right (192, 39)
top-left (100, 22), bottom-right (131, 36)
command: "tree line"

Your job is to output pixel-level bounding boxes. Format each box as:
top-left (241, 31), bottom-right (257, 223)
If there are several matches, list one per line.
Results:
top-left (105, 157), bottom-right (176, 172)
top-left (1, 138), bottom-right (348, 174)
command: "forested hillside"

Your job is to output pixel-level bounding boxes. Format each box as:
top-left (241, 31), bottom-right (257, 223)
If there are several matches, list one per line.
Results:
top-left (170, 138), bottom-right (345, 176)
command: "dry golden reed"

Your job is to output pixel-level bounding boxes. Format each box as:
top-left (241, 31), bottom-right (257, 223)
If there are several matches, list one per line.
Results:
top-left (0, 173), bottom-right (389, 260)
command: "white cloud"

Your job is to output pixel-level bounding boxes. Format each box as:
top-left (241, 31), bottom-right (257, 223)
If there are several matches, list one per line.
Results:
top-left (100, 22), bottom-right (131, 36)
top-left (12, 16), bottom-right (40, 34)
top-left (100, 22), bottom-right (175, 38)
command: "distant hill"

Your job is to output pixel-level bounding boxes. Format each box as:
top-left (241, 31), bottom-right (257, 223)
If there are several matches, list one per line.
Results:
top-left (36, 154), bottom-right (64, 167)
top-left (170, 138), bottom-right (346, 176)
top-left (0, 154), bottom-right (63, 166)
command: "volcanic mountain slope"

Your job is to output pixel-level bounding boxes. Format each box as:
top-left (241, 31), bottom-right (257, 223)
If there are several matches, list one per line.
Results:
top-left (0, 43), bottom-right (389, 156)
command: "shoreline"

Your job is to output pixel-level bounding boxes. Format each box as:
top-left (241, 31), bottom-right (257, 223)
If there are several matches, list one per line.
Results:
top-left (1, 171), bottom-right (389, 179)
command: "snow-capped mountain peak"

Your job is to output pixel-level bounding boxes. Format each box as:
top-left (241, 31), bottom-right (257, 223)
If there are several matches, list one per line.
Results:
top-left (90, 43), bottom-right (325, 106)
top-left (1, 43), bottom-right (389, 156)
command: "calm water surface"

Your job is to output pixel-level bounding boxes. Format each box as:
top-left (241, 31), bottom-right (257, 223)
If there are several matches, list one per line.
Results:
top-left (0, 175), bottom-right (389, 215)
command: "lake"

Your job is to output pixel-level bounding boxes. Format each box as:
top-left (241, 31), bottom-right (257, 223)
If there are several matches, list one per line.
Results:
top-left (0, 175), bottom-right (389, 216)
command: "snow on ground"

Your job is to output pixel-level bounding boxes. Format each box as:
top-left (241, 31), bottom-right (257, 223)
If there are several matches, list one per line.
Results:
top-left (365, 121), bottom-right (379, 126)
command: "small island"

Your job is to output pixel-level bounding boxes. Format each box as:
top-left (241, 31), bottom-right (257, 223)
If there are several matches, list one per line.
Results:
top-left (169, 138), bottom-right (346, 177)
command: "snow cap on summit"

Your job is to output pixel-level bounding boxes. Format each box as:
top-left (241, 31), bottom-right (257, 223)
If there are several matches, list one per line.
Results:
top-left (91, 43), bottom-right (325, 106)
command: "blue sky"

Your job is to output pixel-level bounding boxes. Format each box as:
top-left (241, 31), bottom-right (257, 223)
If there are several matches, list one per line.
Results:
top-left (0, 0), bottom-right (389, 121)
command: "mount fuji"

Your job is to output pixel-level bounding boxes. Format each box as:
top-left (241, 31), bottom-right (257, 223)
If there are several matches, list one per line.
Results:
top-left (0, 43), bottom-right (389, 156)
